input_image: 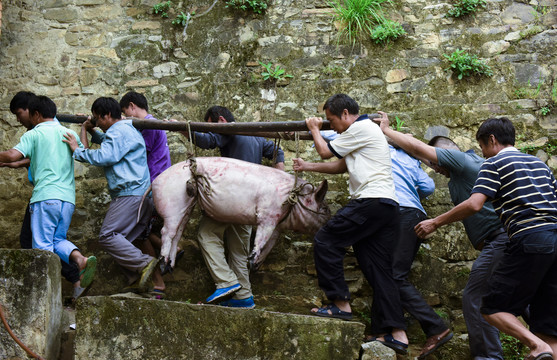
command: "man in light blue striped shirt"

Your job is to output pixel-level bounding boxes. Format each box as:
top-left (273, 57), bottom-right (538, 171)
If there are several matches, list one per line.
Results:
top-left (415, 117), bottom-right (557, 360)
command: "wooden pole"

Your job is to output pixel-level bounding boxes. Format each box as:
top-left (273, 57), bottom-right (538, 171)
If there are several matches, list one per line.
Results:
top-left (56, 114), bottom-right (380, 139)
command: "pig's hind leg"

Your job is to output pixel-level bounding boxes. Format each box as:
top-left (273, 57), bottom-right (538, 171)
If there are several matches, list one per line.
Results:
top-left (248, 226), bottom-right (280, 271)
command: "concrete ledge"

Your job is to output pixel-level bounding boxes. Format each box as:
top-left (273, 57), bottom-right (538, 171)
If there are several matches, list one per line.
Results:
top-left (0, 249), bottom-right (62, 360)
top-left (75, 296), bottom-right (365, 360)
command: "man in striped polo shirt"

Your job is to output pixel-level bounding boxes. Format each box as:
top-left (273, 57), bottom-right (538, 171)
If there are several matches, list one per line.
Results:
top-left (415, 117), bottom-right (557, 360)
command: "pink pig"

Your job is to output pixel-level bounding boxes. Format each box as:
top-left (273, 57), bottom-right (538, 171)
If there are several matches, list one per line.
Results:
top-left (147, 157), bottom-right (331, 271)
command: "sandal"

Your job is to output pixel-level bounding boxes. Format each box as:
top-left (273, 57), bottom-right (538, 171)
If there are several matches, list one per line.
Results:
top-left (79, 256), bottom-right (97, 288)
top-left (312, 303), bottom-right (353, 321)
top-left (376, 333), bottom-right (408, 355)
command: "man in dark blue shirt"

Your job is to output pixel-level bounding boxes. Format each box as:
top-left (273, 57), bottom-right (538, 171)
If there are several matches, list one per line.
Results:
top-left (183, 106), bottom-right (284, 309)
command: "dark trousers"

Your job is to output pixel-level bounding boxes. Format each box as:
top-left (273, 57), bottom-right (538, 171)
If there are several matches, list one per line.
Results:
top-left (314, 198), bottom-right (406, 333)
top-left (392, 207), bottom-right (448, 337)
top-left (20, 203), bottom-right (80, 284)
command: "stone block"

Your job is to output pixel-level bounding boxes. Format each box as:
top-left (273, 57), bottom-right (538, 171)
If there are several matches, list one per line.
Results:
top-left (0, 249), bottom-right (62, 360)
top-left (75, 296), bottom-right (365, 360)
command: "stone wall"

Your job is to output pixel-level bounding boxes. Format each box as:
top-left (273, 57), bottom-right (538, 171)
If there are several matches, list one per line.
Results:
top-left (0, 0), bottom-right (556, 354)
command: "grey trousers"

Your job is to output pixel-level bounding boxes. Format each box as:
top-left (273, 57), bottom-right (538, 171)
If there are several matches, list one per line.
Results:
top-left (98, 195), bottom-right (154, 284)
top-left (463, 230), bottom-right (508, 360)
top-left (197, 215), bottom-right (253, 300)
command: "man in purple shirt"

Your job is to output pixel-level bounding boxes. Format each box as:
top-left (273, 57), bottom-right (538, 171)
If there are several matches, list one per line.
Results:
top-left (120, 91), bottom-right (173, 299)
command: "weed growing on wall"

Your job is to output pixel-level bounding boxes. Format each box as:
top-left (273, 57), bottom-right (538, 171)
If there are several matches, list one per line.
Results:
top-left (172, 11), bottom-right (191, 27)
top-left (514, 80), bottom-right (543, 99)
top-left (500, 333), bottom-right (527, 359)
top-left (328, 0), bottom-right (392, 46)
top-left (259, 61), bottom-right (293, 82)
top-left (541, 106), bottom-right (551, 116)
top-left (443, 49), bottom-right (493, 80)
top-left (446, 0), bottom-right (486, 17)
top-left (392, 116), bottom-right (405, 131)
top-left (153, 1), bottom-right (172, 18)
top-left (370, 19), bottom-right (407, 45)
top-left (225, 0), bottom-right (268, 14)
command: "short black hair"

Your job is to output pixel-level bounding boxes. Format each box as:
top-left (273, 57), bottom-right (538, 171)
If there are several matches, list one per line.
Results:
top-left (10, 91), bottom-right (36, 114)
top-left (476, 117), bottom-right (515, 146)
top-left (27, 95), bottom-right (57, 119)
top-left (428, 136), bottom-right (461, 151)
top-left (120, 91), bottom-right (149, 111)
top-left (91, 97), bottom-right (122, 120)
top-left (323, 94), bottom-right (359, 117)
top-left (204, 106), bottom-right (235, 123)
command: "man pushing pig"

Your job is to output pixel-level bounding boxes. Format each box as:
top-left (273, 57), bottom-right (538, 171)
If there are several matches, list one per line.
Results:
top-left (293, 94), bottom-right (409, 355)
top-left (180, 106), bottom-right (285, 309)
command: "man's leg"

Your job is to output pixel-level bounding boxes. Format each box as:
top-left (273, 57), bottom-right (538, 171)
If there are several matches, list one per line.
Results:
top-left (483, 312), bottom-right (552, 356)
top-left (481, 231), bottom-right (557, 359)
top-left (19, 204), bottom-right (32, 249)
top-left (463, 231), bottom-right (507, 360)
top-left (354, 201), bottom-right (406, 341)
top-left (98, 197), bottom-right (155, 284)
top-left (198, 216), bottom-right (240, 287)
top-left (225, 224), bottom-right (253, 300)
top-left (393, 207), bottom-right (448, 337)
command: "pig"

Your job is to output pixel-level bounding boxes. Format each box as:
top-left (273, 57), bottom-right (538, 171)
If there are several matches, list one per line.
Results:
top-left (147, 157), bottom-right (331, 271)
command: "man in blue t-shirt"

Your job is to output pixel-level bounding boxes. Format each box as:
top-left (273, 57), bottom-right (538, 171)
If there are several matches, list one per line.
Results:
top-left (379, 114), bottom-right (508, 360)
top-left (414, 117), bottom-right (557, 360)
top-left (181, 106), bottom-right (285, 309)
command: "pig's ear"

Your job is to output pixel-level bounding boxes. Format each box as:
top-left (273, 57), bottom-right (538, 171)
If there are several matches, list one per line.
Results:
top-left (315, 180), bottom-right (328, 202)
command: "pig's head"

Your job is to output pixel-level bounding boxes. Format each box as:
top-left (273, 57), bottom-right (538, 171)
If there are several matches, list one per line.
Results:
top-left (281, 179), bottom-right (331, 234)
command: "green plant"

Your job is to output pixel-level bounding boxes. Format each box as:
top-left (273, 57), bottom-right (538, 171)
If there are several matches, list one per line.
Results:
top-left (514, 81), bottom-right (543, 99)
top-left (153, 1), bottom-right (172, 18)
top-left (172, 11), bottom-right (191, 26)
top-left (446, 0), bottom-right (487, 17)
top-left (225, 0), bottom-right (268, 14)
top-left (370, 19), bottom-right (406, 44)
top-left (259, 61), bottom-right (293, 82)
top-left (328, 0), bottom-right (391, 46)
top-left (541, 106), bottom-right (551, 116)
top-left (322, 64), bottom-right (344, 77)
top-left (552, 82), bottom-right (557, 103)
top-left (519, 25), bottom-right (543, 39)
top-left (391, 116), bottom-right (405, 131)
top-left (443, 49), bottom-right (493, 80)
top-left (354, 309), bottom-right (371, 325)
top-left (500, 333), bottom-right (527, 360)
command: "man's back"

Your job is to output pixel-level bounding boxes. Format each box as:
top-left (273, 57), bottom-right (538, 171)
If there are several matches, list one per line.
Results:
top-left (14, 121), bottom-right (79, 204)
top-left (474, 148), bottom-right (557, 239)
top-left (435, 148), bottom-right (502, 247)
top-left (194, 132), bottom-right (284, 165)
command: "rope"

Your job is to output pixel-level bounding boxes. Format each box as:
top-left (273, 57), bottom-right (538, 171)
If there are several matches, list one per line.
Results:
top-left (0, 303), bottom-right (45, 360)
top-left (272, 138), bottom-right (281, 166)
top-left (186, 121), bottom-right (197, 159)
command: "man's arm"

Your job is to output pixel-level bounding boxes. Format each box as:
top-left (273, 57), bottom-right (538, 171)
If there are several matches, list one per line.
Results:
top-left (292, 157), bottom-right (347, 174)
top-left (306, 117), bottom-right (334, 159)
top-left (274, 162), bottom-right (285, 171)
top-left (414, 192), bottom-right (488, 238)
top-left (377, 111), bottom-right (438, 164)
top-left (0, 158), bottom-right (30, 168)
top-left (0, 149), bottom-right (24, 164)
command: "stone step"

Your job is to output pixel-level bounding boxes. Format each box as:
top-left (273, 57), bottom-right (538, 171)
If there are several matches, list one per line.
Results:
top-left (75, 295), bottom-right (365, 360)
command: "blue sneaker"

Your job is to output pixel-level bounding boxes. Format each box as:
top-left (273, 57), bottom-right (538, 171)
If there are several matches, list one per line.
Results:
top-left (206, 283), bottom-right (242, 304)
top-left (219, 296), bottom-right (255, 309)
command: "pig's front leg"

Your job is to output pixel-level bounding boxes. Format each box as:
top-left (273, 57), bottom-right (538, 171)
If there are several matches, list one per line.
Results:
top-left (248, 226), bottom-right (280, 271)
